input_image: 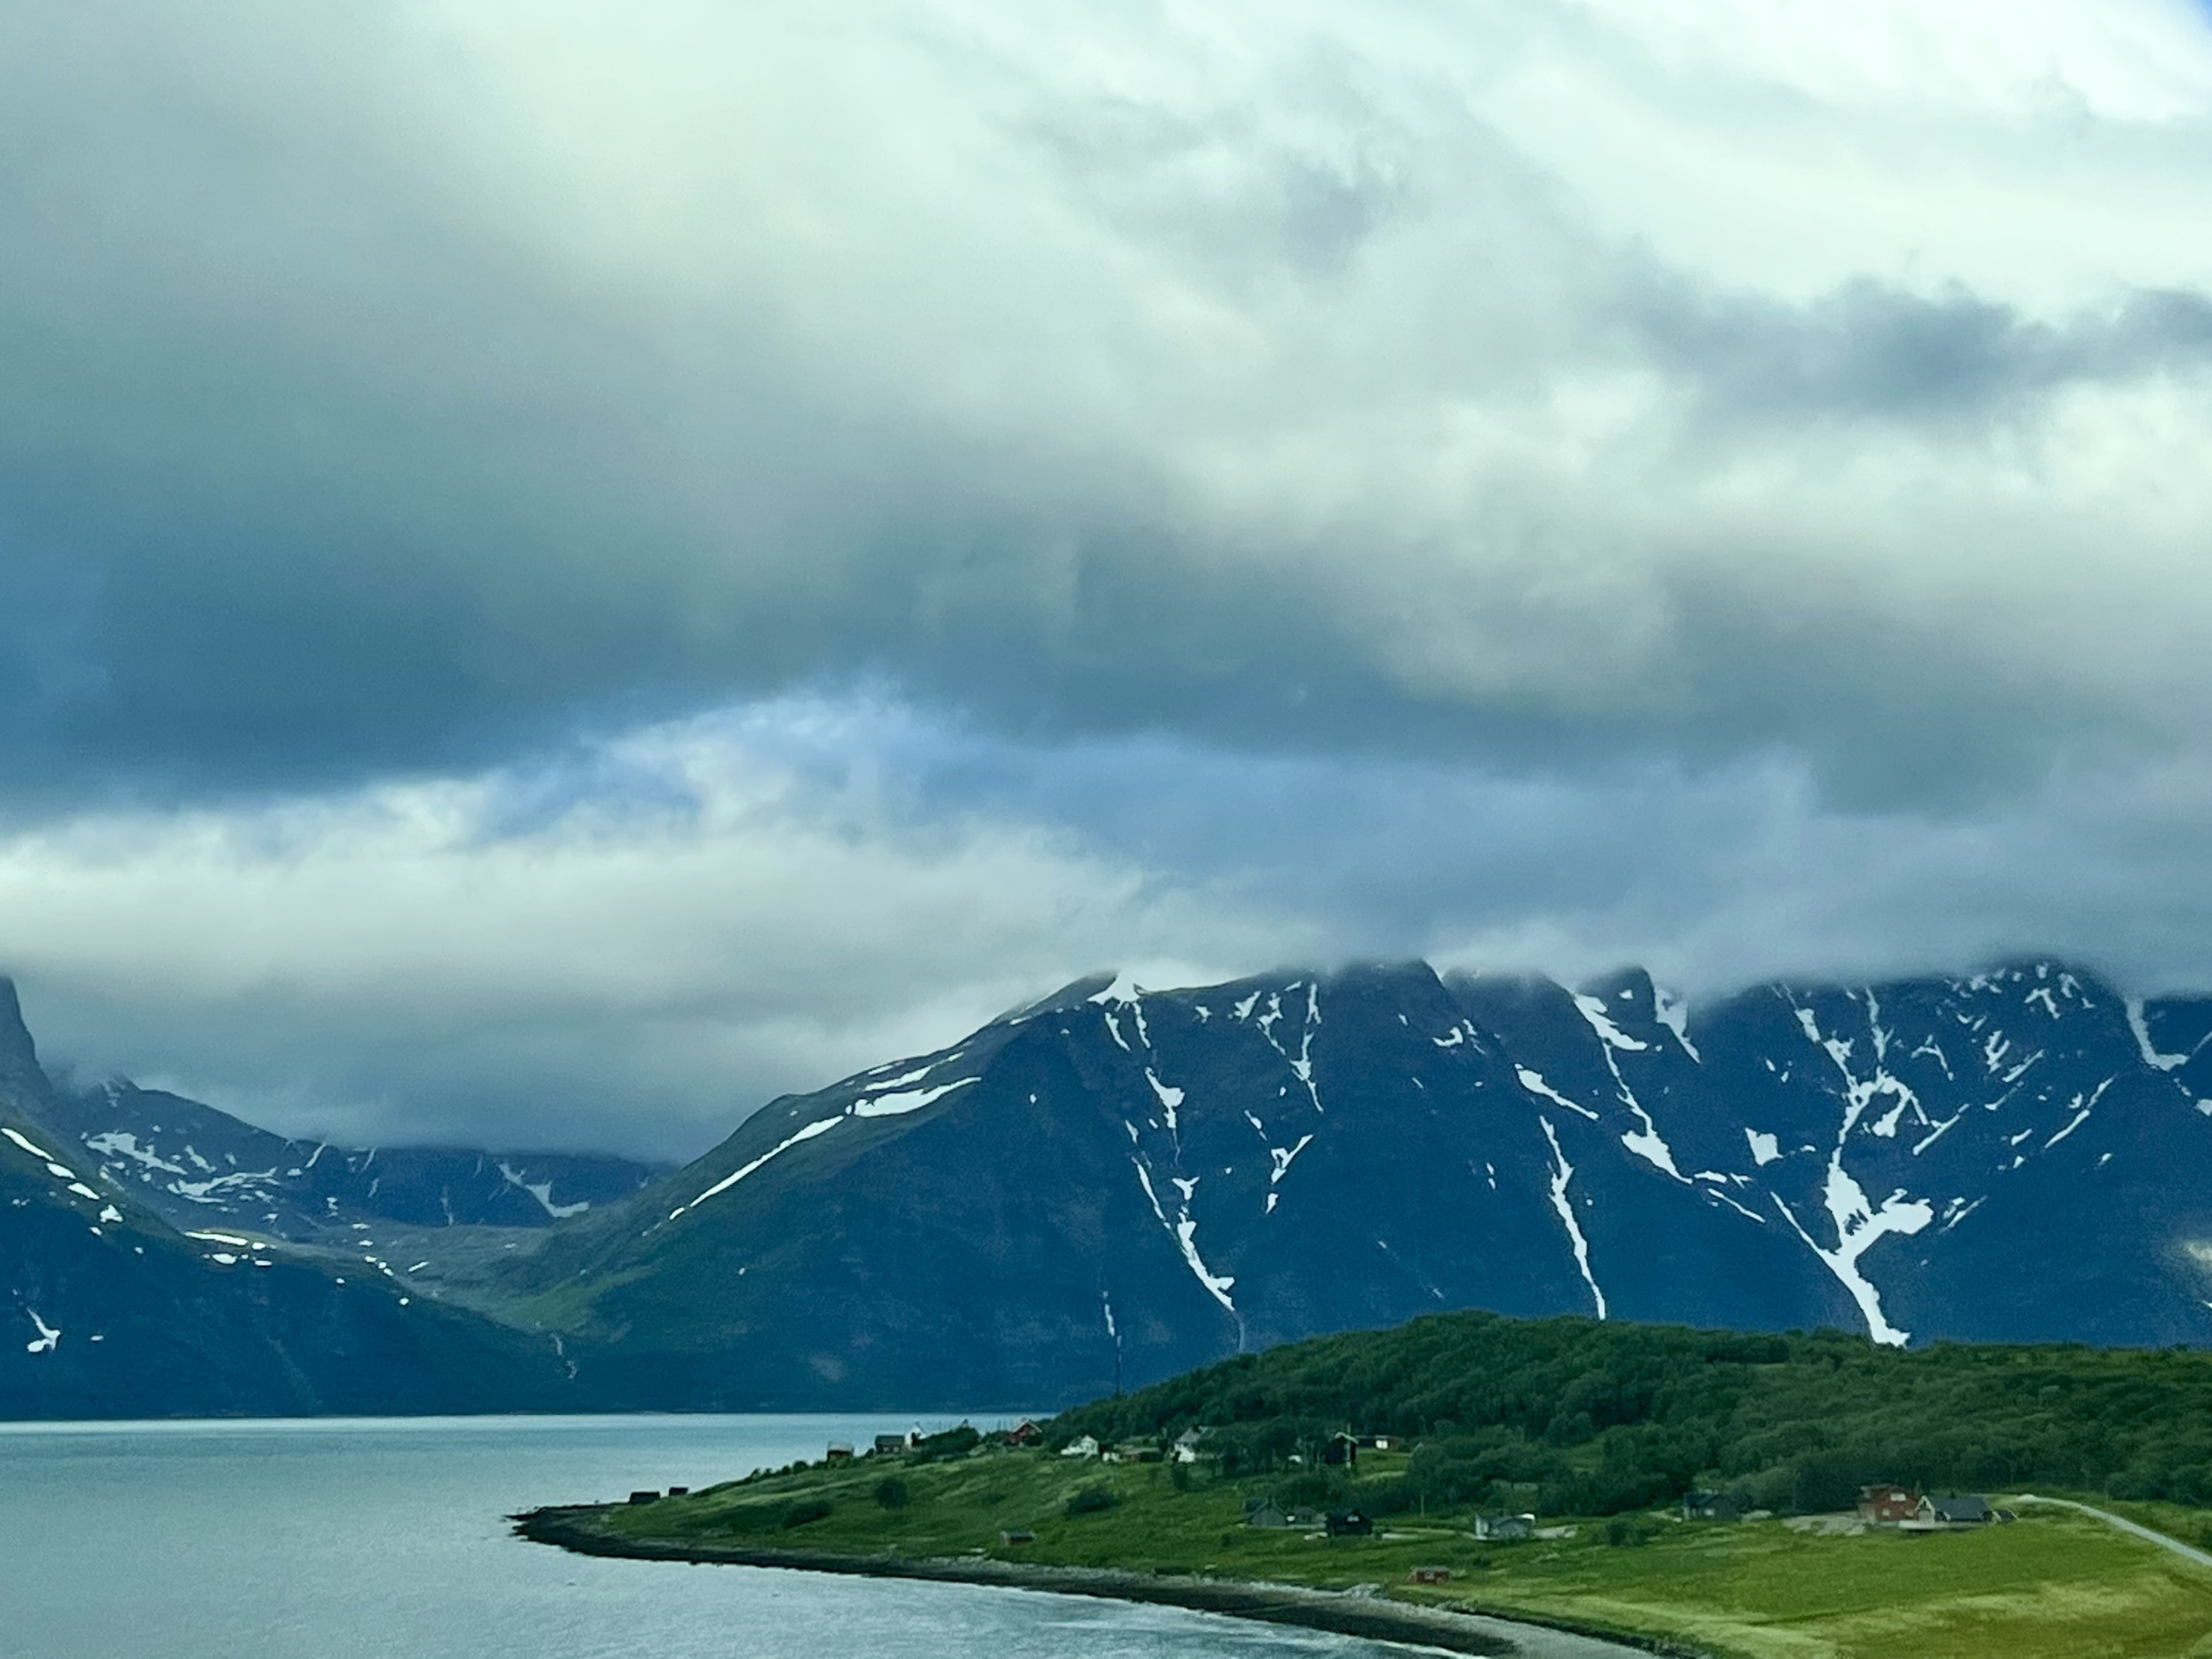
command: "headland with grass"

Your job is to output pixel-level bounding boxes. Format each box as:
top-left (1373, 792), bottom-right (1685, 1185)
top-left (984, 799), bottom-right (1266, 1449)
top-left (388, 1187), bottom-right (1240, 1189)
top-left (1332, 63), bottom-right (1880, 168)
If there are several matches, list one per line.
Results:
top-left (517, 1311), bottom-right (2212, 1658)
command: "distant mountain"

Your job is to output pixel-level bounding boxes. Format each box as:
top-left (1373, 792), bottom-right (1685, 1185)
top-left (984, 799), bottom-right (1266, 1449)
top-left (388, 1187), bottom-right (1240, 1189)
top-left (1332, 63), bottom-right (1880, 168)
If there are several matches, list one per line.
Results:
top-left (0, 982), bottom-right (578, 1417)
top-left (30, 1074), bottom-right (663, 1242)
top-left (13, 956), bottom-right (2212, 1419)
top-left (507, 959), bottom-right (2212, 1410)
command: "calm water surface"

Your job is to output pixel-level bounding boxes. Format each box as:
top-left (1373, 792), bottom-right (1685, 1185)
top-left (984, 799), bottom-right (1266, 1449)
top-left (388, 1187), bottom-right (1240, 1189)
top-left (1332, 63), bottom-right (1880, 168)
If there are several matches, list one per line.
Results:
top-left (0, 1415), bottom-right (1409, 1659)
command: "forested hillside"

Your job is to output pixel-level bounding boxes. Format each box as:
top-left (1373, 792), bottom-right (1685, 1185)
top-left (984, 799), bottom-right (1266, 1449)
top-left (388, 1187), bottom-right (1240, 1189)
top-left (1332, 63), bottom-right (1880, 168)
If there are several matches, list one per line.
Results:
top-left (1054, 1311), bottom-right (2212, 1517)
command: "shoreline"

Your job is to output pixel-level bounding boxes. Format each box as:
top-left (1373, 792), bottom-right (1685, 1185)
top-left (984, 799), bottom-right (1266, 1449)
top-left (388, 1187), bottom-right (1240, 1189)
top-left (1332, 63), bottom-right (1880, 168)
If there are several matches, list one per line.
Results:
top-left (512, 1505), bottom-right (1708, 1659)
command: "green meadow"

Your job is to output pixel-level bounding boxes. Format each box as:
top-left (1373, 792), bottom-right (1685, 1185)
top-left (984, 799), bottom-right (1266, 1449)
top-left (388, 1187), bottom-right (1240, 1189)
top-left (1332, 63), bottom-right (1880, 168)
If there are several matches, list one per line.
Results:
top-left (596, 1447), bottom-right (2212, 1659)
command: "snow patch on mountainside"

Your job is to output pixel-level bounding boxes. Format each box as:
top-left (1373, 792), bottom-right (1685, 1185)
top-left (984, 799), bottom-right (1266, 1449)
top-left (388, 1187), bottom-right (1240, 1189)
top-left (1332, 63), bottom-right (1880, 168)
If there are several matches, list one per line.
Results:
top-left (1091, 972), bottom-right (1145, 1006)
top-left (1146, 1070), bottom-right (1184, 1133)
top-left (1618, 1115), bottom-right (1686, 1181)
top-left (2128, 1000), bottom-right (2191, 1072)
top-left (1539, 1117), bottom-right (1607, 1320)
top-left (84, 1130), bottom-right (186, 1176)
top-left (1578, 1027), bottom-right (1688, 1181)
top-left (668, 1114), bottom-right (845, 1220)
top-left (497, 1162), bottom-right (590, 1220)
top-left (1133, 1159), bottom-right (1238, 1320)
top-left (1256, 984), bottom-right (1325, 1114)
top-left (1776, 1166), bottom-right (1932, 1346)
top-left (2, 1125), bottom-right (60, 1164)
top-left (1573, 995), bottom-right (1649, 1052)
top-left (1517, 1068), bottom-right (1598, 1120)
top-left (24, 1310), bottom-right (60, 1355)
top-left (853, 1077), bottom-right (977, 1118)
top-left (1653, 986), bottom-right (1700, 1060)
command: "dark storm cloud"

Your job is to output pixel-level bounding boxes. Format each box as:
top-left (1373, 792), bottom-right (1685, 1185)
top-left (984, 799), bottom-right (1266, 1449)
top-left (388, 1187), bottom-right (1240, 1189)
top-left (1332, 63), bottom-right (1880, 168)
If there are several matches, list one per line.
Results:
top-left (1646, 279), bottom-right (2212, 424)
top-left (4, 1), bottom-right (2212, 1153)
top-left (1, 0), bottom-right (2205, 831)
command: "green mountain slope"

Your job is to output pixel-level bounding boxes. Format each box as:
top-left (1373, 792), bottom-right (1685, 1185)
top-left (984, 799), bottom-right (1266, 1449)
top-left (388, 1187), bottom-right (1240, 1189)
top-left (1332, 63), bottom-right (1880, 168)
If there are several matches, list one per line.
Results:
top-left (1056, 1310), bottom-right (2212, 1514)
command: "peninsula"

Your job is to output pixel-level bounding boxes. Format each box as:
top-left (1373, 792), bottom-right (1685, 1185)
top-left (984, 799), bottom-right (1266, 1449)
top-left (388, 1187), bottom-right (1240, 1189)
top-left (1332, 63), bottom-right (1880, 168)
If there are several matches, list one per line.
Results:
top-left (517, 1312), bottom-right (2212, 1658)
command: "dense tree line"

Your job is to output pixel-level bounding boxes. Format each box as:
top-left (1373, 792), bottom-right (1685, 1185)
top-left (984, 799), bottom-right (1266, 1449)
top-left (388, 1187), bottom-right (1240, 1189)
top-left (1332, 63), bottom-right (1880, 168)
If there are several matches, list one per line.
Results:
top-left (1052, 1312), bottom-right (2212, 1517)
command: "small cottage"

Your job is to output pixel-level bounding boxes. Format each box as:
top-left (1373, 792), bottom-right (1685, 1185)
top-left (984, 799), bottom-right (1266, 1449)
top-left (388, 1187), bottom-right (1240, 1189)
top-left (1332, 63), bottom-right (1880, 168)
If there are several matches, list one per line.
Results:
top-left (1858, 1484), bottom-right (1918, 1524)
top-left (1246, 1499), bottom-right (1293, 1529)
top-left (1325, 1510), bottom-right (1374, 1537)
top-left (1006, 1420), bottom-right (1043, 1447)
top-left (1320, 1432), bottom-right (1360, 1468)
top-left (999, 1529), bottom-right (1035, 1546)
top-left (1474, 1513), bottom-right (1537, 1542)
top-left (1914, 1494), bottom-right (1996, 1529)
top-left (1172, 1427), bottom-right (1212, 1463)
top-left (627, 1490), bottom-right (659, 1505)
top-left (1363, 1434), bottom-right (1407, 1452)
top-left (826, 1442), bottom-right (855, 1463)
top-left (873, 1434), bottom-right (907, 1456)
top-left (1682, 1490), bottom-right (1746, 1522)
top-left (1060, 1434), bottom-right (1101, 1460)
top-left (1408, 1566), bottom-right (1452, 1585)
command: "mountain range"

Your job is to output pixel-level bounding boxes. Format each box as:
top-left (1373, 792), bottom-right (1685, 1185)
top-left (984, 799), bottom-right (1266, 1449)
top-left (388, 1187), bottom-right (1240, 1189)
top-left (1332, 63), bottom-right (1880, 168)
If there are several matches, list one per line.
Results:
top-left (0, 979), bottom-right (654, 1416)
top-left (503, 956), bottom-right (2212, 1407)
top-left (7, 957), bottom-right (2212, 1415)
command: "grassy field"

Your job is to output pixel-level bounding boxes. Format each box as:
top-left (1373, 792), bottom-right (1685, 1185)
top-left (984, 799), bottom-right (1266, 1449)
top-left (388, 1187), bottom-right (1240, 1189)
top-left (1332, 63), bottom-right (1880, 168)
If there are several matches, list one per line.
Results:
top-left (599, 1446), bottom-right (2212, 1659)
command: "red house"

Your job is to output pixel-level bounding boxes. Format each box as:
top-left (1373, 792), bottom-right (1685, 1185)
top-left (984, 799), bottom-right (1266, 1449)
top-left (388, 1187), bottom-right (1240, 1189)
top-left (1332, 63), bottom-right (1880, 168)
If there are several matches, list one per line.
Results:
top-left (1858, 1484), bottom-right (1919, 1524)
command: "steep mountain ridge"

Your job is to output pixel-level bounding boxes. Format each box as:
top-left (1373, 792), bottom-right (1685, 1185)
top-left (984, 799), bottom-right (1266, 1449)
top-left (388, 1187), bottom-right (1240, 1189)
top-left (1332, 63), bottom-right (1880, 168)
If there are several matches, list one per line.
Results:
top-left (30, 1076), bottom-right (663, 1240)
top-left (0, 991), bottom-right (577, 1417)
top-left (12, 955), bottom-right (2212, 1417)
top-left (510, 956), bottom-right (2212, 1409)
top-left (0, 975), bottom-right (662, 1252)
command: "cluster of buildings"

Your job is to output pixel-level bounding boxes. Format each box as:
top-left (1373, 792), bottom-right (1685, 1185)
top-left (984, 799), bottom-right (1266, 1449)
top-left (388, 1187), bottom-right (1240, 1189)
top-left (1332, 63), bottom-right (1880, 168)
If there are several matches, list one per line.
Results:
top-left (1057, 1424), bottom-right (1217, 1463)
top-left (824, 1419), bottom-right (1043, 1463)
top-left (1680, 1483), bottom-right (2015, 1529)
top-left (1856, 1485), bottom-right (2015, 1531)
top-left (820, 1423), bottom-right (2016, 1548)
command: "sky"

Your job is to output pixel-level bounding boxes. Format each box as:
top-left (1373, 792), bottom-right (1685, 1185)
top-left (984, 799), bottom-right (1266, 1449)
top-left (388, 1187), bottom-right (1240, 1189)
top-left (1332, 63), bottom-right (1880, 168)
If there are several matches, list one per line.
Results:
top-left (6, 1), bottom-right (2212, 1160)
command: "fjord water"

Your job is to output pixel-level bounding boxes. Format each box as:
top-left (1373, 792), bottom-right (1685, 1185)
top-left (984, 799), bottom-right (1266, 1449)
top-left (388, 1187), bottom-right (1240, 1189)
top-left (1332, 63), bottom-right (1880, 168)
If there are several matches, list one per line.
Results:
top-left (0, 1415), bottom-right (1402, 1659)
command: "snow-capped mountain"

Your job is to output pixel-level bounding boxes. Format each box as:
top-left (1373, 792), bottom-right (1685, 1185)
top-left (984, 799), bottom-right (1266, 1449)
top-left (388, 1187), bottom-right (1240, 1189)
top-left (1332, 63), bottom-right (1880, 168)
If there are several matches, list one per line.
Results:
top-left (0, 982), bottom-right (575, 1417)
top-left (13, 956), bottom-right (2212, 1416)
top-left (29, 1074), bottom-right (663, 1242)
top-left (512, 958), bottom-right (2212, 1409)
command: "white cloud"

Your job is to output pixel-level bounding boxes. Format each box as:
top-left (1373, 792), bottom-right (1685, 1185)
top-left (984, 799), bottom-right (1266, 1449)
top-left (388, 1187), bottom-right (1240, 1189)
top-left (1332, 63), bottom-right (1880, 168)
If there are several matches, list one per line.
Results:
top-left (0, 700), bottom-right (1310, 1157)
top-left (394, 0), bottom-right (2212, 755)
top-left (9, 0), bottom-right (2212, 797)
top-left (9, 3), bottom-right (2212, 1151)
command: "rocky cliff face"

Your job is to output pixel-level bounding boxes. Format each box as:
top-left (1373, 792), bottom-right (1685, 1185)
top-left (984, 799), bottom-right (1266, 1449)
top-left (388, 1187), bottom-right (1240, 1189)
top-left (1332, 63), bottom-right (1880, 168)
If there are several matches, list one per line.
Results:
top-left (512, 959), bottom-right (2212, 1409)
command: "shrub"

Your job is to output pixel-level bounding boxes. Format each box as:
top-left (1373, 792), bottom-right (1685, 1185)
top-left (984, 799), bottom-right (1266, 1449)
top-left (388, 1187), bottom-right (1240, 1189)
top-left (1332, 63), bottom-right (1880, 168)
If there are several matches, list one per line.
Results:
top-left (1065, 1484), bottom-right (1121, 1518)
top-left (910, 1426), bottom-right (982, 1464)
top-left (873, 1477), bottom-right (909, 1509)
top-left (780, 1498), bottom-right (832, 1529)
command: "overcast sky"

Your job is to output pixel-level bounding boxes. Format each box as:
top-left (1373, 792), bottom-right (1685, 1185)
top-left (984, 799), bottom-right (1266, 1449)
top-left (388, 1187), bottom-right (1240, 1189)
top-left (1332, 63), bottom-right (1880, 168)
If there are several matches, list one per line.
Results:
top-left (7, 2), bottom-right (2212, 1159)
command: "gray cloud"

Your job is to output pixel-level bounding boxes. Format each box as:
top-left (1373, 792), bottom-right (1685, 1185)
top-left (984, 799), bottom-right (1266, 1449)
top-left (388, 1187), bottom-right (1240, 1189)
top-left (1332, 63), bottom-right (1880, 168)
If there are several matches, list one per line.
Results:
top-left (0, 1), bottom-right (2205, 810)
top-left (5, 2), bottom-right (2212, 1150)
top-left (1646, 280), bottom-right (2212, 423)
top-left (9, 697), bottom-right (2212, 1161)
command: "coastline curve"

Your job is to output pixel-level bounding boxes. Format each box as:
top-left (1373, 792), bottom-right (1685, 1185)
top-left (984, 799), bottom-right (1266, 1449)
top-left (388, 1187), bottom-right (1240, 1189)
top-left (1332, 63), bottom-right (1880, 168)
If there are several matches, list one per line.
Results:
top-left (511, 1505), bottom-right (1707, 1659)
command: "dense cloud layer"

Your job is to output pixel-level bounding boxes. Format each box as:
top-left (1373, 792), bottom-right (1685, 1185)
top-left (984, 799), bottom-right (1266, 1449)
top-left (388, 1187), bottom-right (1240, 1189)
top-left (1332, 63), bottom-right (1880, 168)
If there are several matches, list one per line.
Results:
top-left (4, 2), bottom-right (2212, 1153)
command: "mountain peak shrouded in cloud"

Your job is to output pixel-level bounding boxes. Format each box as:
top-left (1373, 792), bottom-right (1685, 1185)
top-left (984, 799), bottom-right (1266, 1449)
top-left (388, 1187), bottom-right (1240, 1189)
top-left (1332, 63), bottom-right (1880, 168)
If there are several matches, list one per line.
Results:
top-left (5, 3), bottom-right (2212, 1151)
top-left (0, 977), bottom-right (47, 1113)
